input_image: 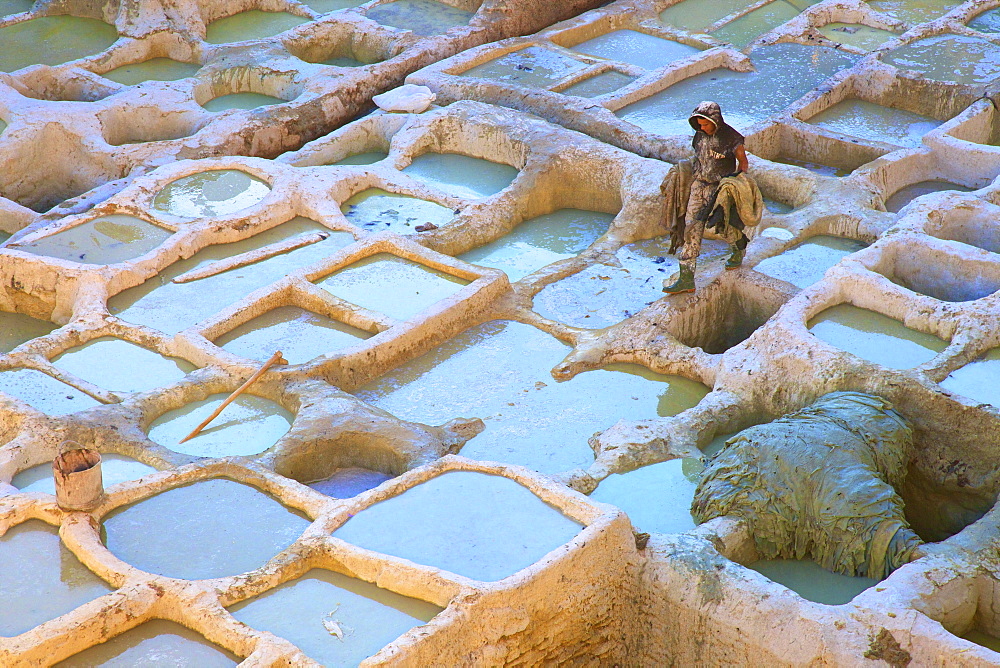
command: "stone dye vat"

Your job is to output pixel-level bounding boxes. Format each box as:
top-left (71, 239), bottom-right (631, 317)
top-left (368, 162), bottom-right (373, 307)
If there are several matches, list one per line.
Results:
top-left (568, 29), bottom-right (702, 70)
top-left (940, 348), bottom-right (1000, 409)
top-left (316, 253), bottom-right (469, 321)
top-left (709, 0), bottom-right (819, 49)
top-left (753, 235), bottom-right (867, 289)
top-left (616, 44), bottom-right (859, 135)
top-left (57, 620), bottom-right (240, 666)
top-left (0, 368), bottom-right (102, 415)
top-left (147, 394), bottom-right (293, 457)
top-left (51, 337), bottom-right (195, 394)
top-left (884, 180), bottom-right (974, 213)
top-left (201, 93), bottom-right (286, 112)
top-left (215, 306), bottom-right (371, 364)
top-left (228, 569), bottom-right (442, 665)
top-left (883, 35), bottom-right (1000, 85)
top-left (0, 16), bottom-right (117, 72)
top-left (561, 70), bottom-right (636, 98)
top-left (807, 304), bottom-right (947, 368)
top-left (99, 58), bottom-right (201, 86)
top-left (462, 46), bottom-right (588, 87)
top-left (0, 311), bottom-right (55, 352)
top-left (108, 218), bottom-right (354, 334)
top-left (152, 170), bottom-right (270, 218)
top-left (400, 153), bottom-right (518, 198)
top-left (591, 457), bottom-right (705, 534)
top-left (308, 467), bottom-right (393, 498)
top-left (333, 471), bottom-right (582, 580)
top-left (458, 208), bottom-right (614, 281)
top-left (340, 188), bottom-right (456, 233)
top-left (366, 0), bottom-right (475, 36)
top-left (747, 559), bottom-right (879, 605)
top-left (0, 520), bottom-right (113, 636)
top-left (694, 392), bottom-right (920, 579)
top-left (11, 215), bottom-right (172, 265)
top-left (204, 11), bottom-right (311, 44)
top-left (102, 478), bottom-right (310, 579)
top-left (817, 23), bottom-right (900, 51)
top-left (328, 151), bottom-right (389, 165)
top-left (804, 99), bottom-right (941, 149)
top-left (357, 320), bottom-right (709, 472)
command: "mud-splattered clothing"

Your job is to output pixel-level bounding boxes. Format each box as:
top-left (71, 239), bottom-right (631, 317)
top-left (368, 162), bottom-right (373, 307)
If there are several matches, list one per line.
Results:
top-left (679, 101), bottom-right (748, 270)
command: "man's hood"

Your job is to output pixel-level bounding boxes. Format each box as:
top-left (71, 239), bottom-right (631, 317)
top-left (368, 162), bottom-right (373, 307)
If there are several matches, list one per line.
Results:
top-left (689, 100), bottom-right (724, 132)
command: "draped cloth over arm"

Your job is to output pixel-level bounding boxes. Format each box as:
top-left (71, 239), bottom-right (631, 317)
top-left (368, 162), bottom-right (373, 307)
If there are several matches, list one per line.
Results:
top-left (692, 392), bottom-right (923, 580)
top-left (659, 160), bottom-right (692, 255)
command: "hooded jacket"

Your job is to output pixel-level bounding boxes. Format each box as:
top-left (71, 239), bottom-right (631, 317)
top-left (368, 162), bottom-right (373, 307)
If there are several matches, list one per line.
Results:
top-left (689, 101), bottom-right (744, 183)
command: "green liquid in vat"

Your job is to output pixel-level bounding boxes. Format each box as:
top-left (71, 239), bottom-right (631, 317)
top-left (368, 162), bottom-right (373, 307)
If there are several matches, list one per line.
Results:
top-left (13, 454), bottom-right (156, 494)
top-left (0, 119), bottom-right (5, 138)
top-left (333, 471), bottom-right (582, 581)
top-left (658, 0), bottom-right (757, 32)
top-left (152, 169), bottom-right (271, 218)
top-left (0, 368), bottom-right (101, 415)
top-left (308, 468), bottom-right (393, 498)
top-left (322, 55), bottom-right (366, 67)
top-left (228, 569), bottom-right (441, 666)
top-left (591, 458), bottom-right (705, 535)
top-left (940, 348), bottom-right (1000, 409)
top-left (754, 235), bottom-right (867, 289)
top-left (884, 35), bottom-right (1000, 85)
top-left (100, 58), bottom-right (200, 85)
top-left (461, 46), bottom-right (587, 87)
top-left (884, 180), bottom-right (972, 213)
top-left (807, 304), bottom-right (948, 369)
top-left (806, 99), bottom-right (940, 148)
top-left (764, 199), bottom-right (794, 214)
top-left (562, 70), bottom-right (636, 98)
top-left (0, 0), bottom-right (32, 17)
top-left (215, 305), bottom-right (371, 364)
top-left (570, 29), bottom-right (702, 71)
top-left (962, 629), bottom-right (1000, 653)
top-left (367, 0), bottom-right (474, 36)
top-left (0, 311), bottom-right (55, 353)
top-left (108, 218), bottom-right (354, 335)
top-left (102, 478), bottom-right (311, 580)
top-left (711, 1), bottom-right (818, 49)
top-left (0, 520), bottom-right (113, 636)
top-left (316, 253), bottom-right (469, 321)
top-left (458, 208), bottom-right (614, 282)
top-left (328, 151), bottom-right (388, 166)
top-left (56, 620), bottom-right (239, 667)
top-left (0, 16), bottom-right (118, 73)
top-left (205, 10), bottom-right (310, 44)
top-left (13, 215), bottom-right (172, 265)
top-left (51, 337), bottom-right (195, 394)
top-left (617, 44), bottom-right (858, 135)
top-left (356, 321), bottom-right (709, 473)
top-left (748, 559), bottom-right (878, 605)
top-left (401, 153), bottom-right (518, 199)
top-left (340, 188), bottom-right (456, 233)
top-left (201, 92), bottom-right (285, 112)
top-left (306, 0), bottom-right (366, 12)
top-left (148, 394), bottom-right (293, 458)
top-left (818, 23), bottom-right (899, 51)
top-left (866, 0), bottom-right (959, 25)
top-left (970, 9), bottom-right (1000, 33)
top-left (535, 237), bottom-right (694, 329)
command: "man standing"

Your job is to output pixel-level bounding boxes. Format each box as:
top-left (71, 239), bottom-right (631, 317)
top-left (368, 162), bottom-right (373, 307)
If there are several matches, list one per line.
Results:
top-left (663, 101), bottom-right (750, 295)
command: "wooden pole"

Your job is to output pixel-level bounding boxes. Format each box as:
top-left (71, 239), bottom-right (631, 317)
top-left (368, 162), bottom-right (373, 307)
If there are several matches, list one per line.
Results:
top-left (178, 350), bottom-right (286, 444)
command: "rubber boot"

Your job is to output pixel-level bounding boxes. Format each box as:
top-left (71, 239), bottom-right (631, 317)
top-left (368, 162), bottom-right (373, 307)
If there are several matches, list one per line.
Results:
top-left (662, 263), bottom-right (695, 294)
top-left (725, 245), bottom-right (744, 270)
